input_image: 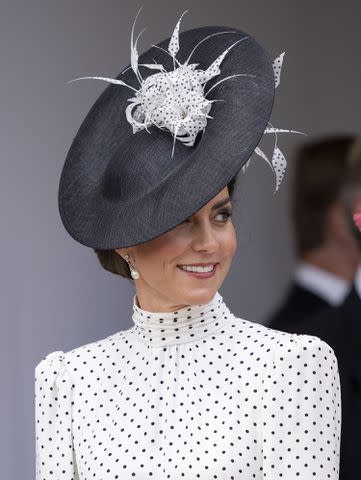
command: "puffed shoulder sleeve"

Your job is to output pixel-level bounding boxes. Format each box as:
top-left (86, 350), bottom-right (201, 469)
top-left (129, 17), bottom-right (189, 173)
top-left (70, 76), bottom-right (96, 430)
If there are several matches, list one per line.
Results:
top-left (35, 350), bottom-right (80, 480)
top-left (261, 334), bottom-right (341, 479)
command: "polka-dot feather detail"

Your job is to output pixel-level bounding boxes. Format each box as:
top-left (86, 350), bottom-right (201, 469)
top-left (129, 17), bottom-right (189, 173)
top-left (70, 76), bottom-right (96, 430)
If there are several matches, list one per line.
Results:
top-left (272, 146), bottom-right (287, 192)
top-left (272, 51), bottom-right (285, 88)
top-left (69, 10), bottom-right (250, 158)
top-left (35, 294), bottom-right (341, 479)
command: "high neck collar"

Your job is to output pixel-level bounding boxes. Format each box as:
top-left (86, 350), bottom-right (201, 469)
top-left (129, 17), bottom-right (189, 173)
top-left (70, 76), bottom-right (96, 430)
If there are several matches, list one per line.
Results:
top-left (131, 291), bottom-right (233, 347)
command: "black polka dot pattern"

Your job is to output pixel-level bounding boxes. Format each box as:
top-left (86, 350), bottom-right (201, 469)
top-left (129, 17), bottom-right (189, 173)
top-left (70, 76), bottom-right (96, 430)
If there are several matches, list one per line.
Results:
top-left (131, 291), bottom-right (232, 347)
top-left (35, 291), bottom-right (341, 479)
top-left (272, 145), bottom-right (287, 192)
top-left (272, 51), bottom-right (285, 88)
top-left (130, 66), bottom-right (213, 147)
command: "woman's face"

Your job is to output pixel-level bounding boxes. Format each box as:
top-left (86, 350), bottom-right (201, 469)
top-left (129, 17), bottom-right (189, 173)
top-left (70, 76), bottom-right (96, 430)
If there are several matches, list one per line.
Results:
top-left (115, 186), bottom-right (237, 312)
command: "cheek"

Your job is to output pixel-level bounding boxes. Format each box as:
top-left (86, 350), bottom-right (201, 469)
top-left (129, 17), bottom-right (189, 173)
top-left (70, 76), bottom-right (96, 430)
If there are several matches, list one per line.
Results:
top-left (158, 232), bottom-right (190, 263)
top-left (221, 225), bottom-right (237, 257)
top-left (139, 230), bottom-right (189, 269)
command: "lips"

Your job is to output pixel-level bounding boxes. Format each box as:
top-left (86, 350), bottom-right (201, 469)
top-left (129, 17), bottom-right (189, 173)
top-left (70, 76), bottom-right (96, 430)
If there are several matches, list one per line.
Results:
top-left (176, 263), bottom-right (219, 277)
top-left (177, 264), bottom-right (218, 273)
top-left (177, 262), bottom-right (218, 268)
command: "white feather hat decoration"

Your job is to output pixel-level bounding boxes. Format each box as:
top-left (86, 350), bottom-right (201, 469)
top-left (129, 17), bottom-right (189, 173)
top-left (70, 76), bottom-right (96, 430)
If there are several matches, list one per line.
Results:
top-left (68, 7), bottom-right (305, 193)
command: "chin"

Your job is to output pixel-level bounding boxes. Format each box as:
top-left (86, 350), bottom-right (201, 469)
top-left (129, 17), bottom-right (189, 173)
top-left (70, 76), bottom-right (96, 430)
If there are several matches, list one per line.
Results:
top-left (182, 288), bottom-right (218, 305)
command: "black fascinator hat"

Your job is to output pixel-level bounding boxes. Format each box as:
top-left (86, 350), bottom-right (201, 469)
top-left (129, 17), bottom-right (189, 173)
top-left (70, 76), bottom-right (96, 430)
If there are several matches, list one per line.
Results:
top-left (58, 8), bottom-right (302, 249)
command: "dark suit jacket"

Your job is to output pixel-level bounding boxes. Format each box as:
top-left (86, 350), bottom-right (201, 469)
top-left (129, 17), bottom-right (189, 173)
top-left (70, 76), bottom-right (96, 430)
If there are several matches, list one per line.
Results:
top-left (267, 282), bottom-right (331, 332)
top-left (268, 285), bottom-right (361, 480)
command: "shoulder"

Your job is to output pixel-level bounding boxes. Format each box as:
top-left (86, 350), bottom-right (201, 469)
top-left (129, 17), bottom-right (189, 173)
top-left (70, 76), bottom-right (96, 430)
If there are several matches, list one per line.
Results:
top-left (262, 319), bottom-right (337, 362)
top-left (231, 315), bottom-right (337, 369)
top-left (273, 329), bottom-right (337, 366)
top-left (34, 328), bottom-right (131, 383)
top-left (261, 322), bottom-right (339, 384)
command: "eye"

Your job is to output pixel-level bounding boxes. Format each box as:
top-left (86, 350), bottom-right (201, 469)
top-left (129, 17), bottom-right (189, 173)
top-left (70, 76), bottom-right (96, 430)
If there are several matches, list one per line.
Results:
top-left (216, 209), bottom-right (232, 222)
top-left (179, 209), bottom-right (232, 225)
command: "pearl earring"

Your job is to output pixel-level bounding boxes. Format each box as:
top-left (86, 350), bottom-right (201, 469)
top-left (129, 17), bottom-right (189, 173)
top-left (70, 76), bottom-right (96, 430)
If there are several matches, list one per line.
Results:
top-left (124, 254), bottom-right (140, 280)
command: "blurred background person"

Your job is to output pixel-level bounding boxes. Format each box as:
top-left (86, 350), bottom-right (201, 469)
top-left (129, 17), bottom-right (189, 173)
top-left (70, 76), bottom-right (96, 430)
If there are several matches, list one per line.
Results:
top-left (267, 135), bottom-right (361, 332)
top-left (268, 134), bottom-right (361, 480)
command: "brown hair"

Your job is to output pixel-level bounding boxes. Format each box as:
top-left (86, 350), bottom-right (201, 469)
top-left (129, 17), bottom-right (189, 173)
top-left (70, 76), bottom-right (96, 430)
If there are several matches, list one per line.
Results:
top-left (292, 135), bottom-right (356, 255)
top-left (94, 173), bottom-right (240, 280)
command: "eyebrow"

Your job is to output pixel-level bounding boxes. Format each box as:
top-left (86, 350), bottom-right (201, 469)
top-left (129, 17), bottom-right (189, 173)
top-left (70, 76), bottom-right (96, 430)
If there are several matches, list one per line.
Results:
top-left (211, 197), bottom-right (231, 210)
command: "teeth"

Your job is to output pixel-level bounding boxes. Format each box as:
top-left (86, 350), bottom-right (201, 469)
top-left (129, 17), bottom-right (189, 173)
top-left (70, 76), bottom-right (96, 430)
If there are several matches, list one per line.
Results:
top-left (180, 264), bottom-right (215, 273)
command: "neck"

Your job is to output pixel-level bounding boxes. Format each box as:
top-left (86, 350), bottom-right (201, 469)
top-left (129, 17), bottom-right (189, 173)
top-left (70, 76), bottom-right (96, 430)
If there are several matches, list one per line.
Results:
top-left (131, 290), bottom-right (234, 347)
top-left (135, 281), bottom-right (220, 314)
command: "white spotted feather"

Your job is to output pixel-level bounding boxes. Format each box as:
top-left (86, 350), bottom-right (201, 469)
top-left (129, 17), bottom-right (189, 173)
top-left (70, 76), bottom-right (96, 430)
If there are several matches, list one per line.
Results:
top-left (67, 8), bottom-right (305, 191)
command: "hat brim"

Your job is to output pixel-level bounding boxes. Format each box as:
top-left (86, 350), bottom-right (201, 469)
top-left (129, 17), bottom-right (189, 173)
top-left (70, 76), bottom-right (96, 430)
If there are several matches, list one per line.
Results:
top-left (58, 25), bottom-right (275, 249)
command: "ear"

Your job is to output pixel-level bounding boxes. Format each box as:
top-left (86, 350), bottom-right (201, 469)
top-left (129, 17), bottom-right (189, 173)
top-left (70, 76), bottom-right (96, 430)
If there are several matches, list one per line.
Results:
top-left (114, 248), bottom-right (127, 260)
top-left (115, 248), bottom-right (136, 263)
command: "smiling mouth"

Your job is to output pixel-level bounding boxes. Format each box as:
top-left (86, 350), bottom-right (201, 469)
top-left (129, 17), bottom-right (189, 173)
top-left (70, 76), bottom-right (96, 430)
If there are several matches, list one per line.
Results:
top-left (177, 263), bottom-right (218, 274)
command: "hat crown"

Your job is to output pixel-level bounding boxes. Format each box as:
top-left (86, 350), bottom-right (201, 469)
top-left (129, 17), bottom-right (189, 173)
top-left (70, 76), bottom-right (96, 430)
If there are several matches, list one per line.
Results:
top-left (102, 135), bottom-right (190, 202)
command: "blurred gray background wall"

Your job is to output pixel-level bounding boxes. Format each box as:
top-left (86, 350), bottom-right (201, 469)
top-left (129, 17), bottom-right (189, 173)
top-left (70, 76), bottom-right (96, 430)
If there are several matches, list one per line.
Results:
top-left (1, 0), bottom-right (360, 478)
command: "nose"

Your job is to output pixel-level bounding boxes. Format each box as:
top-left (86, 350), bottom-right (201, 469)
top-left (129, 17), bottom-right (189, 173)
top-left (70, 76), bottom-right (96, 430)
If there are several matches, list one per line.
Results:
top-left (192, 222), bottom-right (218, 252)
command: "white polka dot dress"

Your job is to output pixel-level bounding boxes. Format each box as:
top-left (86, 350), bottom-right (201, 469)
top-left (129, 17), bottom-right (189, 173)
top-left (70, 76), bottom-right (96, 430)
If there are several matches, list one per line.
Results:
top-left (35, 291), bottom-right (341, 479)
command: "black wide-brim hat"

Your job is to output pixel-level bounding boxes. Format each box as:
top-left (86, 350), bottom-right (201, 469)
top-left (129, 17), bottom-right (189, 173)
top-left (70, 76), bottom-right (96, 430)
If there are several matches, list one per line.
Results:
top-left (58, 16), bottom-right (275, 249)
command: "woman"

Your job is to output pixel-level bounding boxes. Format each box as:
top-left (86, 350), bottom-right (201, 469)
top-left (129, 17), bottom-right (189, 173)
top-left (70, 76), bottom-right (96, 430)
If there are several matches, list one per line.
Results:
top-left (35, 9), bottom-right (341, 479)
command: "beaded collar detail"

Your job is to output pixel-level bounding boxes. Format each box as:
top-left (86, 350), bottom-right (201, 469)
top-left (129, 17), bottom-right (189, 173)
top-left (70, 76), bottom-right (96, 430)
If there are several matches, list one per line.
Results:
top-left (131, 291), bottom-right (233, 347)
